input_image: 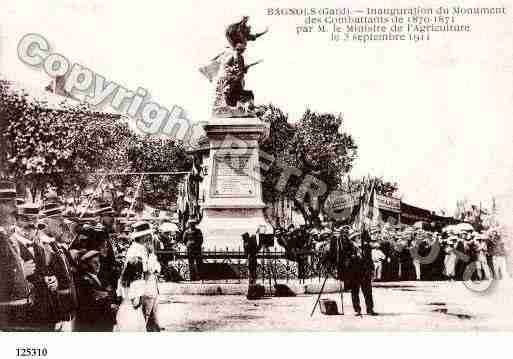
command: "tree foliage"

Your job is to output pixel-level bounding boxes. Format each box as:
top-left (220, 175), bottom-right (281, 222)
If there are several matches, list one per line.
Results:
top-left (345, 176), bottom-right (399, 197)
top-left (1, 81), bottom-right (134, 199)
top-left (258, 105), bottom-right (358, 225)
top-left (127, 136), bottom-right (191, 209)
top-left (1, 80), bottom-right (191, 209)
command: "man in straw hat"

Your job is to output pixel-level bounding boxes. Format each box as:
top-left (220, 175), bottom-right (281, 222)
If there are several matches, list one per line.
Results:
top-left (0, 180), bottom-right (35, 330)
top-left (12, 202), bottom-right (65, 331)
top-left (38, 198), bottom-right (79, 331)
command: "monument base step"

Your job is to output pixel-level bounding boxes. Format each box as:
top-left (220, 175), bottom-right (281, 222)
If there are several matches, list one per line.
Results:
top-left (199, 207), bottom-right (268, 250)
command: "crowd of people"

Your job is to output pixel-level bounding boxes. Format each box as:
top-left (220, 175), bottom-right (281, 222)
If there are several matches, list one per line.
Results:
top-left (274, 220), bottom-right (509, 283)
top-left (1, 177), bottom-right (511, 329)
top-left (0, 180), bottom-right (187, 332)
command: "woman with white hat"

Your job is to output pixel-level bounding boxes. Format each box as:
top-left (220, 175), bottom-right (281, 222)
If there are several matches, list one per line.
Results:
top-left (125, 222), bottom-right (163, 331)
top-left (115, 258), bottom-right (146, 332)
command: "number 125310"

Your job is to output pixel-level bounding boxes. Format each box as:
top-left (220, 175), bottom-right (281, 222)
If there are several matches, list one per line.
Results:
top-left (16, 348), bottom-right (48, 357)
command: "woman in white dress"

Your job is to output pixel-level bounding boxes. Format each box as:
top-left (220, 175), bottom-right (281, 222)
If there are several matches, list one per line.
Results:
top-left (444, 238), bottom-right (457, 281)
top-left (115, 259), bottom-right (146, 332)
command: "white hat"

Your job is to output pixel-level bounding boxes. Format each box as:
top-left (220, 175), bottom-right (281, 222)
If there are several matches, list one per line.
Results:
top-left (349, 230), bottom-right (361, 241)
top-left (160, 222), bottom-right (179, 233)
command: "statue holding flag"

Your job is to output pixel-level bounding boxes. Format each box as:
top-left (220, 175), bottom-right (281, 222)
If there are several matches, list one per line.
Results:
top-left (199, 16), bottom-right (267, 117)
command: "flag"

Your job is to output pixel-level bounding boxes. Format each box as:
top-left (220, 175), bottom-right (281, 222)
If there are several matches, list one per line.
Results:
top-left (199, 52), bottom-right (226, 82)
top-left (366, 181), bottom-right (376, 220)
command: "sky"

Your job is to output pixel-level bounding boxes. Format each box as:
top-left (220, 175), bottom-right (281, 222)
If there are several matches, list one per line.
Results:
top-left (1, 0), bottom-right (512, 215)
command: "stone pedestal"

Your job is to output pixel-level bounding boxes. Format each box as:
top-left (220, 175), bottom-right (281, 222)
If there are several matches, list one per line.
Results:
top-left (198, 116), bottom-right (269, 250)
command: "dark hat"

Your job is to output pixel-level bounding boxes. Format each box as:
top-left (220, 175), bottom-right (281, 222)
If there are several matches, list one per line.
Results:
top-left (0, 180), bottom-right (17, 201)
top-left (92, 201), bottom-right (115, 216)
top-left (41, 202), bottom-right (64, 218)
top-left (17, 203), bottom-right (40, 222)
top-left (80, 250), bottom-right (100, 262)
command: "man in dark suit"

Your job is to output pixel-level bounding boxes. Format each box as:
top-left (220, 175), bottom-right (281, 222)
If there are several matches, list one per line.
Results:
top-left (13, 203), bottom-right (60, 331)
top-left (183, 219), bottom-right (203, 281)
top-left (343, 228), bottom-right (378, 316)
top-left (39, 201), bottom-right (79, 331)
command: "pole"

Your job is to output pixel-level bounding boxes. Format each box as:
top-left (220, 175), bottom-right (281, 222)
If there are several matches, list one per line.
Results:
top-left (79, 175), bottom-right (106, 218)
top-left (310, 275), bottom-right (329, 316)
top-left (129, 174), bottom-right (145, 214)
top-left (336, 236), bottom-right (344, 314)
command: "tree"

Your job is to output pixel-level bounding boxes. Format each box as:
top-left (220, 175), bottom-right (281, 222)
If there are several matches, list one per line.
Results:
top-left (0, 80), bottom-right (29, 178)
top-left (257, 104), bottom-right (295, 204)
top-left (258, 105), bottom-right (358, 226)
top-left (345, 176), bottom-right (399, 197)
top-left (127, 136), bottom-right (191, 209)
top-left (1, 80), bottom-right (134, 200)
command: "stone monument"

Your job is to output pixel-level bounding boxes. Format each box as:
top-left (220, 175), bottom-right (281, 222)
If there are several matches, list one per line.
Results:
top-left (197, 17), bottom-right (270, 250)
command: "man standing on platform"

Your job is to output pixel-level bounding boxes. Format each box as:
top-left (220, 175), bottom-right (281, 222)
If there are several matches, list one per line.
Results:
top-left (184, 219), bottom-right (203, 281)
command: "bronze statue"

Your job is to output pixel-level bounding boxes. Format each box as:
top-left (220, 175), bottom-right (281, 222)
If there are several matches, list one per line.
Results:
top-left (199, 16), bottom-right (267, 117)
top-left (225, 16), bottom-right (268, 50)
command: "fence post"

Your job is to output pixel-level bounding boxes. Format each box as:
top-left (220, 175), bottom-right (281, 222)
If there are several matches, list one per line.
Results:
top-left (226, 247), bottom-right (229, 283)
top-left (237, 246), bottom-right (241, 284)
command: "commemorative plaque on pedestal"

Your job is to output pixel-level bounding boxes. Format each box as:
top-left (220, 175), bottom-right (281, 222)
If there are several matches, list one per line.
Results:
top-left (198, 116), bottom-right (269, 250)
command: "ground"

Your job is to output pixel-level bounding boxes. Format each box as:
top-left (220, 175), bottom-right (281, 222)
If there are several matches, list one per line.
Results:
top-left (156, 279), bottom-right (513, 331)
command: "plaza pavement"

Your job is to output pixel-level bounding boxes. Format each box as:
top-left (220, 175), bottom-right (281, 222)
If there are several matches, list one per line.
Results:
top-left (156, 279), bottom-right (513, 331)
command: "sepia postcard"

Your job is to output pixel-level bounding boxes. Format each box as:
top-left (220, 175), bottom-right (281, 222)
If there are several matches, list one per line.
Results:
top-left (1, 0), bottom-right (513, 357)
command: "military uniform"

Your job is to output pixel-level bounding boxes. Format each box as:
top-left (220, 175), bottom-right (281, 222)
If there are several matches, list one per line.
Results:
top-left (0, 231), bottom-right (33, 331)
top-left (0, 181), bottom-right (33, 331)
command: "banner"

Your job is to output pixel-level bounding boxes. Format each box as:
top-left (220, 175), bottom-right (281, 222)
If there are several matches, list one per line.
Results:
top-left (325, 191), bottom-right (360, 211)
top-left (375, 194), bottom-right (401, 213)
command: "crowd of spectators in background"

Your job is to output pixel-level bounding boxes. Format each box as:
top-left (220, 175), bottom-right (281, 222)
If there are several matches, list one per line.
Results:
top-left (275, 220), bottom-right (509, 283)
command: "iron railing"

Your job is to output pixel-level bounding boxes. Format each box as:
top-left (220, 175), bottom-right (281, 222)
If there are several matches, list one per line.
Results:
top-left (155, 248), bottom-right (334, 282)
